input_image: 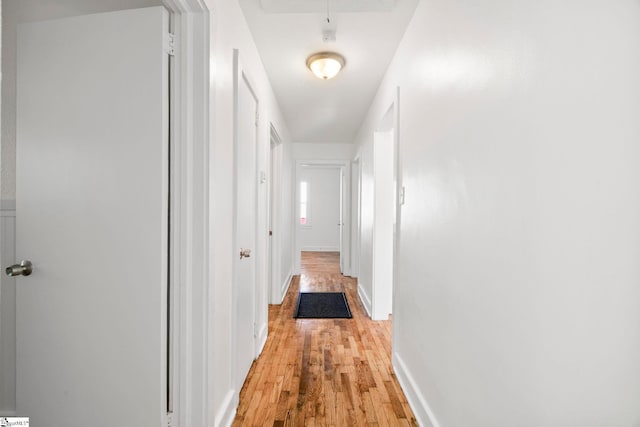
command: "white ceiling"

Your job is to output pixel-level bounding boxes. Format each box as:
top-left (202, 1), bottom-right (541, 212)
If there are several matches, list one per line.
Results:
top-left (259, 0), bottom-right (397, 13)
top-left (239, 0), bottom-right (419, 143)
top-left (11, 0), bottom-right (418, 144)
top-left (8, 0), bottom-right (160, 22)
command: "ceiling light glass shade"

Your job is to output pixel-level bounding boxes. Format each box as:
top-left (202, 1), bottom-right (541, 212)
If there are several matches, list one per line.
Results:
top-left (306, 52), bottom-right (346, 80)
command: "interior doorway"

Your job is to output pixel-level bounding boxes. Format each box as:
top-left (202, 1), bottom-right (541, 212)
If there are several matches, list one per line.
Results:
top-left (367, 89), bottom-right (400, 321)
top-left (294, 161), bottom-right (350, 275)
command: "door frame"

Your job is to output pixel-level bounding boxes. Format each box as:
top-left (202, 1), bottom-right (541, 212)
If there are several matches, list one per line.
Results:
top-left (293, 160), bottom-right (351, 274)
top-left (268, 124), bottom-right (283, 304)
top-left (350, 157), bottom-right (361, 279)
top-left (161, 1), bottom-right (210, 426)
top-left (390, 87), bottom-right (402, 352)
top-left (368, 88), bottom-right (400, 321)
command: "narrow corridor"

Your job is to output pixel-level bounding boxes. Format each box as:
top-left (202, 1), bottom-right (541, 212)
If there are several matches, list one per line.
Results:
top-left (232, 252), bottom-right (417, 426)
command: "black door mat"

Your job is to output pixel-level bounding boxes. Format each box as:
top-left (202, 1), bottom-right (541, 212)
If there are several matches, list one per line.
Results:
top-left (294, 292), bottom-right (352, 319)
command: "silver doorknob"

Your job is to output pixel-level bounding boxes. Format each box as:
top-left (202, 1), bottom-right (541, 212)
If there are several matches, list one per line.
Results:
top-left (239, 249), bottom-right (251, 259)
top-left (6, 260), bottom-right (33, 277)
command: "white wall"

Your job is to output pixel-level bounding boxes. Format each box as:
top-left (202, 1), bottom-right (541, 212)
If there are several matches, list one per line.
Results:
top-left (292, 142), bottom-right (355, 161)
top-left (355, 0), bottom-right (640, 426)
top-left (298, 167), bottom-right (341, 251)
top-left (204, 1), bottom-right (293, 425)
top-left (356, 141), bottom-right (374, 314)
top-left (357, 122), bottom-right (395, 320)
top-left (279, 144), bottom-right (293, 296)
top-left (371, 130), bottom-right (394, 320)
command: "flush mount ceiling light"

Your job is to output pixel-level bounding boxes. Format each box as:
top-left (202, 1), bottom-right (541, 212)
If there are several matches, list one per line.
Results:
top-left (306, 52), bottom-right (346, 80)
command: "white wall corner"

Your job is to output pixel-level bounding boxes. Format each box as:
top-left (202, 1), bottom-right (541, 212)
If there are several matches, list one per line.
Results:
top-left (214, 389), bottom-right (237, 427)
top-left (342, 263), bottom-right (351, 277)
top-left (357, 282), bottom-right (372, 318)
top-left (279, 271), bottom-right (293, 304)
top-left (256, 323), bottom-right (268, 356)
top-left (392, 352), bottom-right (440, 427)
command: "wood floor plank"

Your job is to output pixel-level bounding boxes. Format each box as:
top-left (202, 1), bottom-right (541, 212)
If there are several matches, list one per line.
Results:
top-left (232, 251), bottom-right (417, 427)
top-left (362, 391), bottom-right (378, 424)
top-left (369, 387), bottom-right (391, 427)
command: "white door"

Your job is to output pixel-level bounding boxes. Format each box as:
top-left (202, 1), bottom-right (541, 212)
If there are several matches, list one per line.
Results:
top-left (233, 51), bottom-right (258, 389)
top-left (15, 8), bottom-right (170, 426)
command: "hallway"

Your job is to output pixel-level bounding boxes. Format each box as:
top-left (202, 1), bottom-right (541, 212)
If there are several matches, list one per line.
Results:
top-left (232, 252), bottom-right (417, 426)
top-left (2, 1), bottom-right (639, 425)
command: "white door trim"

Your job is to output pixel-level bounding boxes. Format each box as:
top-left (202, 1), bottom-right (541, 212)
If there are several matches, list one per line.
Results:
top-left (390, 87), bottom-right (402, 353)
top-left (350, 156), bottom-right (361, 279)
top-left (161, 2), bottom-right (210, 426)
top-left (268, 125), bottom-right (283, 304)
top-left (367, 88), bottom-right (400, 321)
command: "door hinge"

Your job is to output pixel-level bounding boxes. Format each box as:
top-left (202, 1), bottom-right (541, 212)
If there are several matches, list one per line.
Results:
top-left (165, 33), bottom-right (176, 56)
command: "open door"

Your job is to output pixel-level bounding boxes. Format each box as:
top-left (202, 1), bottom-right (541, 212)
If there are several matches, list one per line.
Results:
top-left (14, 7), bottom-right (170, 426)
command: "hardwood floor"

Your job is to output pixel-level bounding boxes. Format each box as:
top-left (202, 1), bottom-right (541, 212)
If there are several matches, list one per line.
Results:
top-left (232, 251), bottom-right (417, 427)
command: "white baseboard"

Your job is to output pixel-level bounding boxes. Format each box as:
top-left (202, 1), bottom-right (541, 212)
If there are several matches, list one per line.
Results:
top-left (278, 271), bottom-right (293, 304)
top-left (256, 322), bottom-right (268, 356)
top-left (341, 265), bottom-right (351, 277)
top-left (215, 389), bottom-right (236, 427)
top-left (393, 352), bottom-right (441, 427)
top-left (357, 283), bottom-right (372, 318)
top-left (300, 246), bottom-right (339, 252)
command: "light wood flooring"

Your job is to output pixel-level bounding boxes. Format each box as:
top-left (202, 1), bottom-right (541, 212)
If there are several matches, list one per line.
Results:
top-left (232, 251), bottom-right (417, 427)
